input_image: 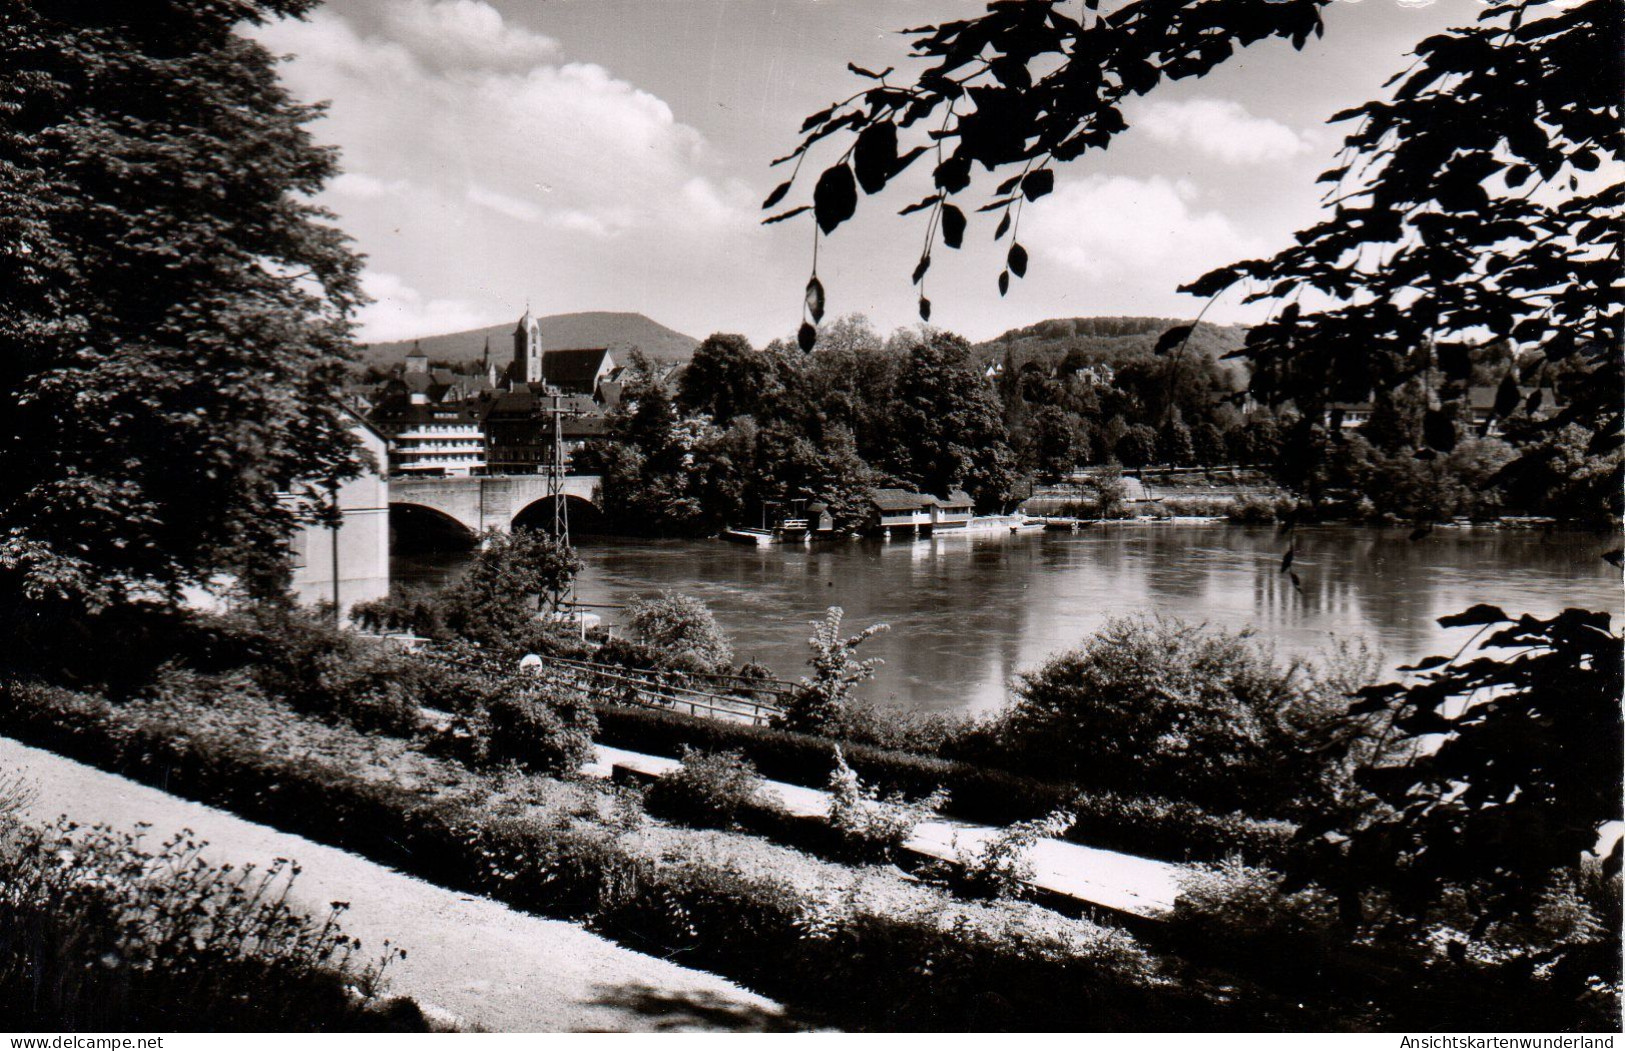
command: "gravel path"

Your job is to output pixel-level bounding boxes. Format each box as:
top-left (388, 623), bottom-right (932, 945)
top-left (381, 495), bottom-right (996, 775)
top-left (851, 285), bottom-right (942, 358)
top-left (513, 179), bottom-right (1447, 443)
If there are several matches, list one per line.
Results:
top-left (2, 736), bottom-right (792, 1033)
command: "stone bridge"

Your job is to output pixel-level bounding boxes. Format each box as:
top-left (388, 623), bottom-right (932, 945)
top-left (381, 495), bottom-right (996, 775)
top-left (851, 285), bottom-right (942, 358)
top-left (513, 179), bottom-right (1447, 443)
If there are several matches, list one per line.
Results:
top-left (389, 474), bottom-right (602, 538)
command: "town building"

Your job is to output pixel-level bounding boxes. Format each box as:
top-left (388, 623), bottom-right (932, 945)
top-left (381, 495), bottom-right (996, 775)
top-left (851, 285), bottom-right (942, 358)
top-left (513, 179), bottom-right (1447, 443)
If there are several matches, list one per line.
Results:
top-left (866, 488), bottom-right (976, 535)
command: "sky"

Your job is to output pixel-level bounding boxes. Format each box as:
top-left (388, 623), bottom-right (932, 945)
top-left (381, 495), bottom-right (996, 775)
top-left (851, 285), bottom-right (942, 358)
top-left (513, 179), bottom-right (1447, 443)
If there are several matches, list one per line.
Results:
top-left (252, 0), bottom-right (1483, 345)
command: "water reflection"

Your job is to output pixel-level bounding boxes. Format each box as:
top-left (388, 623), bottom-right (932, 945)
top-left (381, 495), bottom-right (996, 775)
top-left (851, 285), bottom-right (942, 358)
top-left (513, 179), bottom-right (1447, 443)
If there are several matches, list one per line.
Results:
top-left (394, 524), bottom-right (1622, 716)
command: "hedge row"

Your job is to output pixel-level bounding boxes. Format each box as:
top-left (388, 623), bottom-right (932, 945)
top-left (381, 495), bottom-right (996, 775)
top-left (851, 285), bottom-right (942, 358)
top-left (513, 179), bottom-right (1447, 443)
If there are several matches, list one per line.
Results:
top-left (0, 682), bottom-right (1276, 1031)
top-left (591, 704), bottom-right (1293, 865)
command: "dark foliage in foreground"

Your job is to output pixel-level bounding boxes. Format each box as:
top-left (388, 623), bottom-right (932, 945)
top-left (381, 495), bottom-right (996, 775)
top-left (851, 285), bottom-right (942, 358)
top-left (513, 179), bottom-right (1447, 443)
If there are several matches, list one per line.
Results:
top-left (0, 816), bottom-right (426, 1032)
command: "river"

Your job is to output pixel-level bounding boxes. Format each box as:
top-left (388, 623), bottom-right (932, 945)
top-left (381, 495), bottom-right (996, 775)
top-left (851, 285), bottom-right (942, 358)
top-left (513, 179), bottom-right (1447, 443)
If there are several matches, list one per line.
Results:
top-left (393, 523), bottom-right (1622, 716)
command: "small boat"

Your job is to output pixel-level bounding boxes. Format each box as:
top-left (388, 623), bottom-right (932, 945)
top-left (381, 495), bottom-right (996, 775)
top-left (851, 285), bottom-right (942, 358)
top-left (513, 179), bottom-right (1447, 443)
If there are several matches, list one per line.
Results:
top-left (721, 526), bottom-right (777, 546)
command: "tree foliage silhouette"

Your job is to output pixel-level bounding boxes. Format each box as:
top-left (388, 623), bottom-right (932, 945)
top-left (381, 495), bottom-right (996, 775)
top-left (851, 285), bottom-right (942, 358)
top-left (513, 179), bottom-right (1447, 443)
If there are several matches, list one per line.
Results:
top-left (0, 0), bottom-right (365, 610)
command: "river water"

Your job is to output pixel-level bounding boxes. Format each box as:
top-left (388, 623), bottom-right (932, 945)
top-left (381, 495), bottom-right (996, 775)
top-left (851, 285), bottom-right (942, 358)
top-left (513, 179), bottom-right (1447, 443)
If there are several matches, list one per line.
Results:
top-left (393, 523), bottom-right (1622, 716)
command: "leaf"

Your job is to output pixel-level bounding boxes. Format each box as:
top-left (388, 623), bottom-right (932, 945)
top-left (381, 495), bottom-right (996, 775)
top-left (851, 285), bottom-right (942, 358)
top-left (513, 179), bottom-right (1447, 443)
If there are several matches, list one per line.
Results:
top-left (933, 154), bottom-right (972, 193)
top-left (898, 193), bottom-right (941, 216)
top-left (1021, 169), bottom-right (1054, 201)
top-left (998, 270), bottom-right (1009, 296)
top-left (1152, 324), bottom-right (1193, 356)
top-left (813, 164), bottom-right (858, 234)
top-left (1422, 409), bottom-right (1457, 452)
top-left (761, 180), bottom-right (793, 209)
top-left (799, 106), bottom-right (834, 133)
top-left (940, 204), bottom-right (966, 249)
top-left (1398, 655), bottom-right (1452, 672)
top-left (1007, 243), bottom-right (1027, 278)
top-left (804, 276), bottom-right (826, 323)
top-left (797, 322), bottom-right (817, 353)
top-left (762, 205), bottom-right (811, 225)
top-left (1437, 604), bottom-right (1509, 628)
top-left (994, 212), bottom-right (1011, 239)
top-left (853, 122), bottom-right (899, 195)
top-left (918, 295), bottom-right (931, 322)
top-left (911, 253), bottom-right (931, 285)
top-left (847, 62), bottom-right (892, 80)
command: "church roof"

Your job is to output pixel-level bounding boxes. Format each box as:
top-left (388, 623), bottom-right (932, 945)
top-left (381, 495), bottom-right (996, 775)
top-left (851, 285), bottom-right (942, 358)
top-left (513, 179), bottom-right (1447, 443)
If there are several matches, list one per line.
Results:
top-left (542, 348), bottom-right (612, 389)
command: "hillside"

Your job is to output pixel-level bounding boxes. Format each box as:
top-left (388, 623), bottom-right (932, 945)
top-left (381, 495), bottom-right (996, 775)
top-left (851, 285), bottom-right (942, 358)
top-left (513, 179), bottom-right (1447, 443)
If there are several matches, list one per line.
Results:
top-left (360, 311), bottom-right (699, 370)
top-left (974, 316), bottom-right (1250, 383)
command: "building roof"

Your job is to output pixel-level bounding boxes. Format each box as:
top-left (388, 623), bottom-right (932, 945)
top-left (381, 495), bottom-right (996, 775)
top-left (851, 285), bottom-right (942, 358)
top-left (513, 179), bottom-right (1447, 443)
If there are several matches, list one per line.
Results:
top-left (542, 348), bottom-right (613, 390)
top-left (941, 489), bottom-right (974, 509)
top-left (367, 401), bottom-right (483, 428)
top-left (870, 488), bottom-right (937, 512)
top-left (480, 389), bottom-right (602, 420)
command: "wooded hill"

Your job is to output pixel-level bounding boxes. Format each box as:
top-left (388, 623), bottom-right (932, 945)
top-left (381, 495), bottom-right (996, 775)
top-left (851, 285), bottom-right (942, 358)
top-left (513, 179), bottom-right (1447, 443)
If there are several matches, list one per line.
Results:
top-left (359, 311), bottom-right (699, 370)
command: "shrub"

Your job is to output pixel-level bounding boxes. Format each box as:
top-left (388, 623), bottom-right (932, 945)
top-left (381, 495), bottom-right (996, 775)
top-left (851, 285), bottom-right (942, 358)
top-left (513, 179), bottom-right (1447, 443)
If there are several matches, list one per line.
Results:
top-left (484, 679), bottom-right (598, 775)
top-left (645, 747), bottom-right (763, 829)
top-left (624, 591), bottom-right (733, 672)
top-left (1226, 492), bottom-right (1288, 523)
top-left (999, 615), bottom-right (1382, 816)
top-left (436, 528), bottom-right (583, 653)
top-left (952, 809), bottom-right (1075, 900)
top-left (778, 607), bottom-right (888, 735)
top-left (826, 747), bottom-right (947, 862)
top-left (0, 818), bottom-right (426, 1031)
top-left (591, 702), bottom-right (1291, 863)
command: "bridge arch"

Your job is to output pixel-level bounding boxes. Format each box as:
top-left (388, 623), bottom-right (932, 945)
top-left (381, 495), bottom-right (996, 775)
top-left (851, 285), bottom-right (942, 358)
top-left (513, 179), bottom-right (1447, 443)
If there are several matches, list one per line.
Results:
top-left (389, 502), bottom-right (479, 553)
top-left (511, 493), bottom-right (606, 535)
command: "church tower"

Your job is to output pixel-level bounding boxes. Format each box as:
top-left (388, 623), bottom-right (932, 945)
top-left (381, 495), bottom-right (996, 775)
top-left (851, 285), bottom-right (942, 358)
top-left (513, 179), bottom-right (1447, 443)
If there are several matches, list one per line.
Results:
top-left (512, 306), bottom-right (542, 388)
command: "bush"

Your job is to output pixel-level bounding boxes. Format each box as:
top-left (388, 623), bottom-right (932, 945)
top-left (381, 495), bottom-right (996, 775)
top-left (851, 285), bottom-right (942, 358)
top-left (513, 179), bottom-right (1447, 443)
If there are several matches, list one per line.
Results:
top-left (0, 817), bottom-right (427, 1031)
top-left (624, 591), bottom-right (733, 672)
top-left (1226, 492), bottom-right (1288, 523)
top-left (484, 679), bottom-right (598, 775)
top-left (826, 747), bottom-right (947, 862)
top-left (778, 607), bottom-right (888, 735)
top-left (591, 702), bottom-right (1291, 864)
top-left (998, 615), bottom-right (1382, 816)
top-left (645, 747), bottom-right (764, 829)
top-left (952, 809), bottom-right (1074, 900)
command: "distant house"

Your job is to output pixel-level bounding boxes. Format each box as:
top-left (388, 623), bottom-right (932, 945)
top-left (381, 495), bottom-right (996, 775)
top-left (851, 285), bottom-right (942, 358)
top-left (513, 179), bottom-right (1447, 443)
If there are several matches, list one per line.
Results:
top-left (866, 488), bottom-right (975, 535)
top-left (367, 399), bottom-right (487, 476)
top-left (1324, 384), bottom-right (1561, 436)
top-left (480, 390), bottom-right (606, 474)
top-left (931, 490), bottom-right (975, 529)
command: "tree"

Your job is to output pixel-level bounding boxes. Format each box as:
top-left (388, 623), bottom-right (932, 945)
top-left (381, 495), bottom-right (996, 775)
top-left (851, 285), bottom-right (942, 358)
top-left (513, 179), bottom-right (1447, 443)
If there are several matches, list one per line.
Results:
top-left (1114, 423), bottom-right (1157, 470)
top-left (1295, 606), bottom-right (1623, 924)
top-left (766, 0), bottom-right (1334, 329)
top-left (437, 528), bottom-right (583, 651)
top-left (1187, 1), bottom-right (1620, 467)
top-left (1, 0), bottom-right (365, 611)
top-left (625, 591), bottom-right (733, 672)
top-left (1025, 404), bottom-right (1082, 480)
top-left (677, 333), bottom-right (783, 425)
top-left (881, 331), bottom-right (1015, 506)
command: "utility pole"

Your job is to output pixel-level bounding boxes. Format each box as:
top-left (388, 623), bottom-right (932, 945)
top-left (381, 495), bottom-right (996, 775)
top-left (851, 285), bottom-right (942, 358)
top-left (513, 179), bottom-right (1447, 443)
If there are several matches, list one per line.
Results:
top-left (542, 393), bottom-right (586, 636)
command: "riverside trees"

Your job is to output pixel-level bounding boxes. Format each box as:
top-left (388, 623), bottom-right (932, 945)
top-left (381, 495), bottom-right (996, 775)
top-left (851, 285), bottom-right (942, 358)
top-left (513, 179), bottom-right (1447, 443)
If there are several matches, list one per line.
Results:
top-left (769, 0), bottom-right (1622, 1004)
top-left (0, 0), bottom-right (366, 612)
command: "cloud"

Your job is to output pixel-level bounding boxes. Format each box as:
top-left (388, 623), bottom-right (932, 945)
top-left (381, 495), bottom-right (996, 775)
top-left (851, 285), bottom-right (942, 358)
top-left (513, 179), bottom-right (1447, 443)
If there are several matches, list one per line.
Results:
top-left (465, 182), bottom-right (543, 223)
top-left (1136, 98), bottom-right (1310, 164)
top-left (1025, 174), bottom-right (1267, 287)
top-left (328, 171), bottom-right (410, 200)
top-left (354, 271), bottom-right (494, 342)
top-left (379, 0), bottom-right (559, 73)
